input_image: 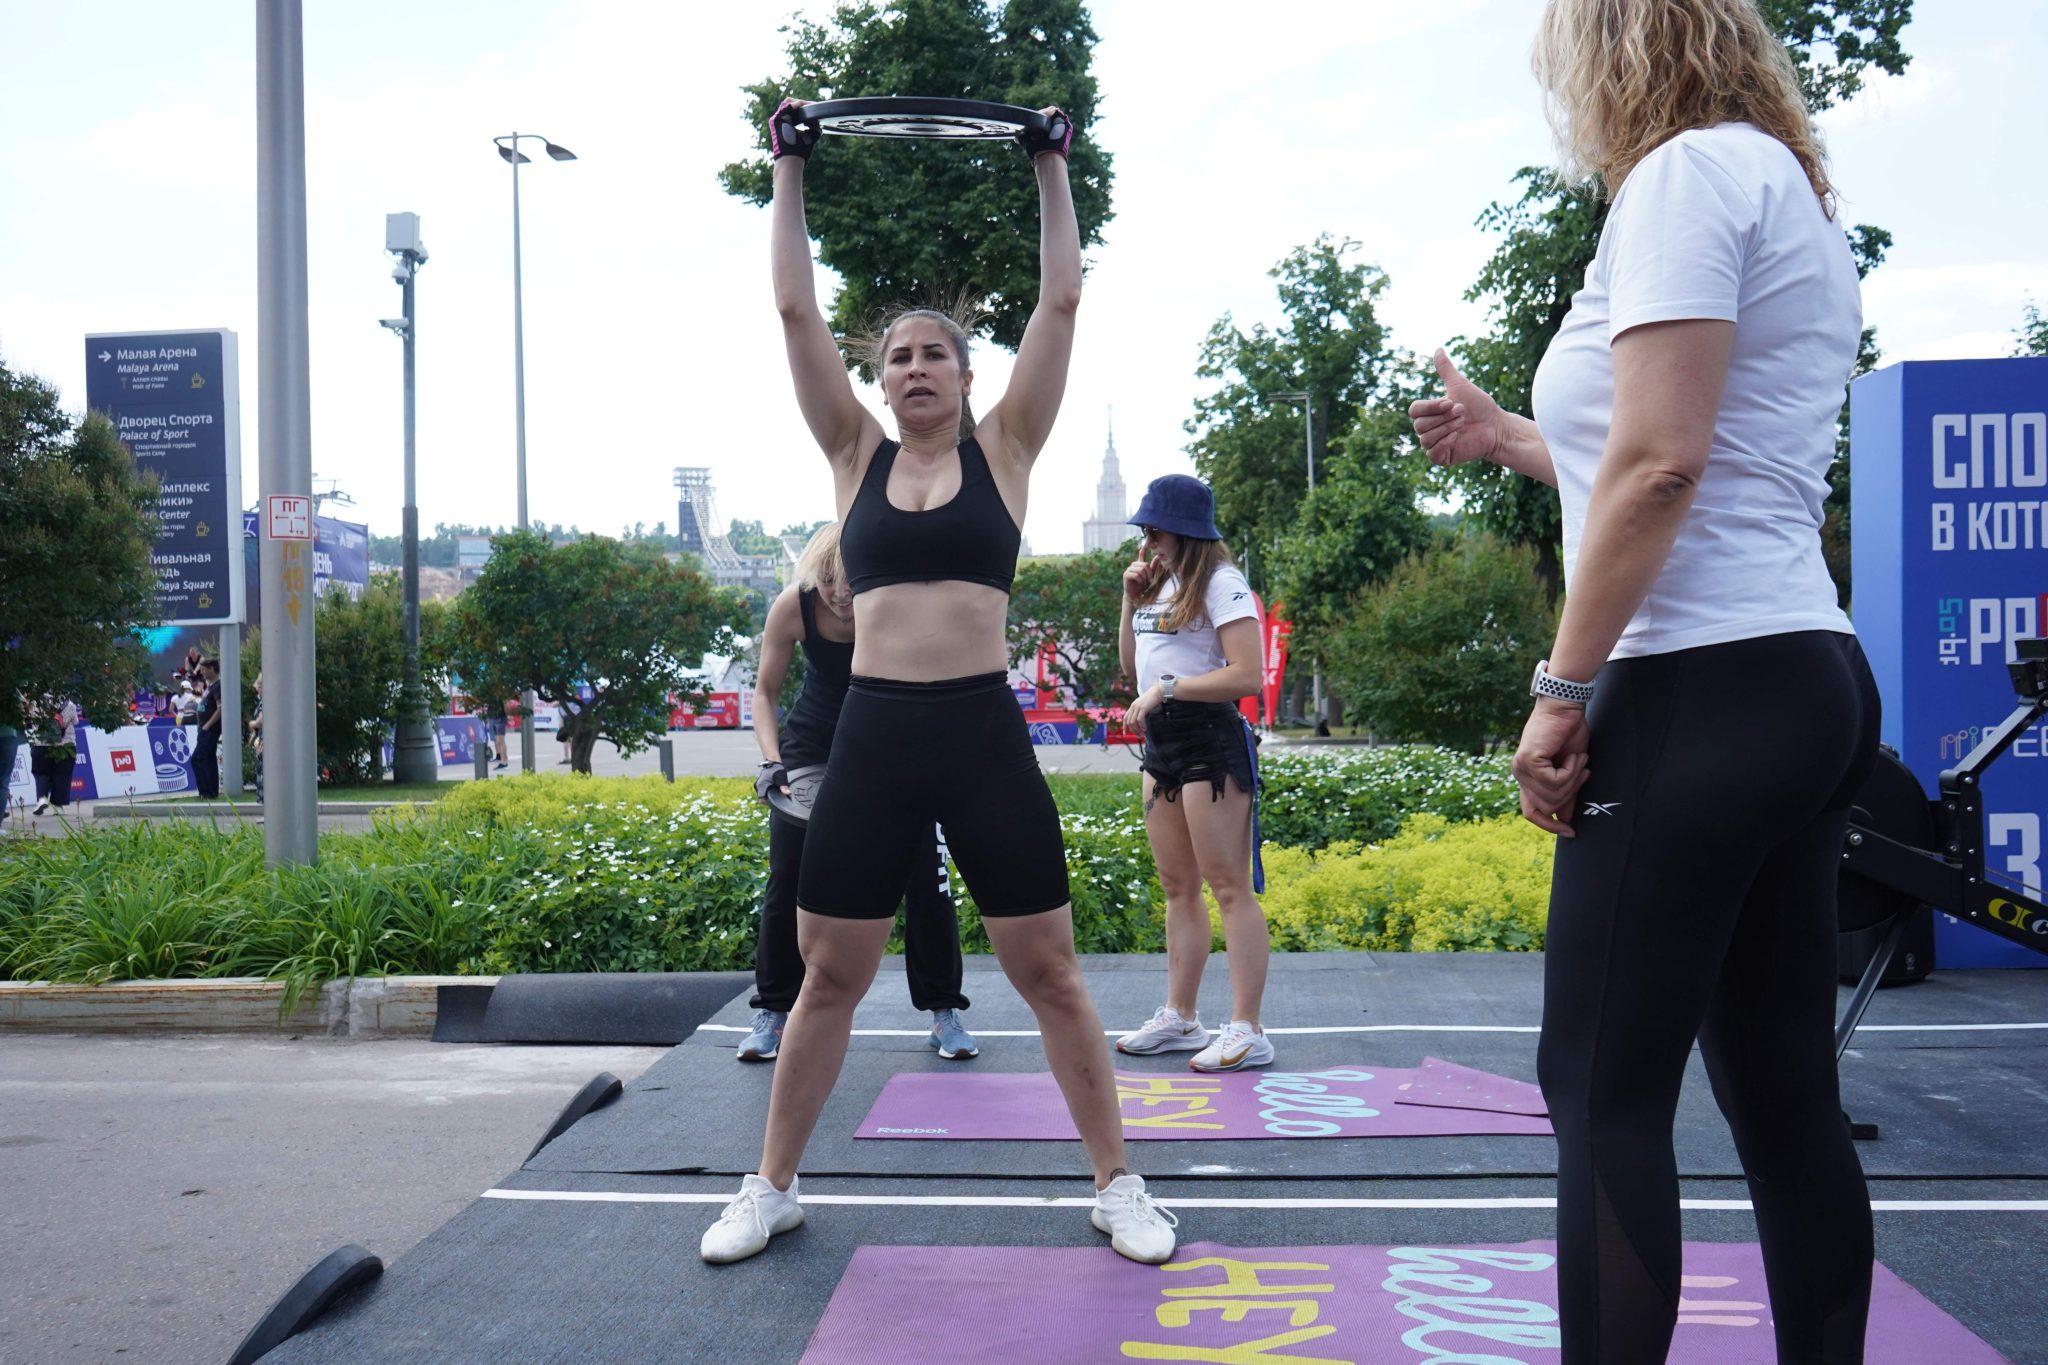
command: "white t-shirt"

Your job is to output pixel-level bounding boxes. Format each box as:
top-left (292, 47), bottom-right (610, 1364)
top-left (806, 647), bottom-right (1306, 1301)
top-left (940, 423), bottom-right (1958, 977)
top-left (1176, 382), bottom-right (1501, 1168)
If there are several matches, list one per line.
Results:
top-left (1530, 122), bottom-right (1859, 659)
top-left (1133, 563), bottom-right (1261, 692)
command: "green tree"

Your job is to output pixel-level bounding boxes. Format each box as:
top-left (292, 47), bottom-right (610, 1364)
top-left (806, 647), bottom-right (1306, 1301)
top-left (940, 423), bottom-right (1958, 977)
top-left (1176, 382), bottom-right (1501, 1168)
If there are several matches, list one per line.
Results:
top-left (447, 531), bottom-right (748, 773)
top-left (719, 0), bottom-right (1114, 354)
top-left (1327, 535), bottom-right (1555, 755)
top-left (0, 361), bottom-right (160, 735)
top-left (1007, 547), bottom-right (1132, 736)
top-left (1268, 404), bottom-right (1432, 661)
top-left (1445, 1), bottom-right (1914, 603)
top-left (1186, 236), bottom-right (1403, 594)
top-left (726, 518), bottom-right (783, 556)
top-left (240, 575), bottom-right (455, 784)
top-left (2015, 301), bottom-right (2048, 357)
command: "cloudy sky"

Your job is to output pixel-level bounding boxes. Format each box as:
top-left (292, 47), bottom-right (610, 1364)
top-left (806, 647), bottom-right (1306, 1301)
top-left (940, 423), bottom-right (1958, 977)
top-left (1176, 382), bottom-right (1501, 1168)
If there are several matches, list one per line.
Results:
top-left (3, 0), bottom-right (2043, 557)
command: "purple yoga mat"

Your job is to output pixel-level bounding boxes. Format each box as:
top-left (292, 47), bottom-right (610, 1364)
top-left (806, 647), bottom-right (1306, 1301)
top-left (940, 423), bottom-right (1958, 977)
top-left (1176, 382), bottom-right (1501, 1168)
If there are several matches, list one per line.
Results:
top-left (855, 1063), bottom-right (1555, 1141)
top-left (800, 1241), bottom-right (2008, 1364)
top-left (1397, 1056), bottom-right (1550, 1117)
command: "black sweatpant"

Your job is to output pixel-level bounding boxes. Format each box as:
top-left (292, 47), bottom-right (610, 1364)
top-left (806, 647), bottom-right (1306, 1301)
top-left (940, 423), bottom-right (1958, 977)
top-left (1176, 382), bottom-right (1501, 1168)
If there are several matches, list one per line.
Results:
top-left (1537, 630), bottom-right (1880, 1365)
top-left (192, 726), bottom-right (220, 799)
top-left (750, 808), bottom-right (968, 1015)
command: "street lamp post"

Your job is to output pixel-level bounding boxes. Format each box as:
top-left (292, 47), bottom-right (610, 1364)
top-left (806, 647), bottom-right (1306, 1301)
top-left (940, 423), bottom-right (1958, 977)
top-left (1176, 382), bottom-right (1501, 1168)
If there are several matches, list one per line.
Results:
top-left (1268, 390), bottom-right (1315, 493)
top-left (1266, 389), bottom-right (1321, 727)
top-left (494, 131), bottom-right (576, 772)
top-left (382, 212), bottom-right (436, 785)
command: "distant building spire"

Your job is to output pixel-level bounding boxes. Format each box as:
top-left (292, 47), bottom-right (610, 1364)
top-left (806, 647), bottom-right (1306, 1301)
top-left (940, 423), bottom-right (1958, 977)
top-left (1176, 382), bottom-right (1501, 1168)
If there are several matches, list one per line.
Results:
top-left (1081, 409), bottom-right (1130, 552)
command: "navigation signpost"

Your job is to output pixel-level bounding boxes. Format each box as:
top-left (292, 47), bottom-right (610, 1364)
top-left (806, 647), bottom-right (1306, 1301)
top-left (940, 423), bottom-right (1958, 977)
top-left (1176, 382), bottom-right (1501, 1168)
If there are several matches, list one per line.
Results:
top-left (85, 328), bottom-right (246, 797)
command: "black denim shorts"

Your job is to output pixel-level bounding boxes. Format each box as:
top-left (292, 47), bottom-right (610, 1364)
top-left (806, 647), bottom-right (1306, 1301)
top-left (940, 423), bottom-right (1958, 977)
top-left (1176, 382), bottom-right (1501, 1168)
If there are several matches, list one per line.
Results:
top-left (1139, 700), bottom-right (1258, 803)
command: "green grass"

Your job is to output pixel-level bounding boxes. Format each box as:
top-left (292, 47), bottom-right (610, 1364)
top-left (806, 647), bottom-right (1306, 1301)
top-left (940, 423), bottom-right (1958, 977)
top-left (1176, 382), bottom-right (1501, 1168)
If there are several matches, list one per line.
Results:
top-left (137, 783), bottom-right (452, 805)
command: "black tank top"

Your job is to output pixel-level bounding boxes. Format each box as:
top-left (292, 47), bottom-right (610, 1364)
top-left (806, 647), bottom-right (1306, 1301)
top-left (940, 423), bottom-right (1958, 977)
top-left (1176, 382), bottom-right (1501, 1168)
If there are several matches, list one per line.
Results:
top-left (840, 436), bottom-right (1019, 595)
top-left (781, 589), bottom-right (853, 762)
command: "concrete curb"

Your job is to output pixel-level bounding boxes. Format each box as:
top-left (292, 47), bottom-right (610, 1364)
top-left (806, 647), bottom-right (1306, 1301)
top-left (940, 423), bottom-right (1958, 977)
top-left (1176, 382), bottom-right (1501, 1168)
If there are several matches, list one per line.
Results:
top-left (0, 975), bottom-right (495, 1037)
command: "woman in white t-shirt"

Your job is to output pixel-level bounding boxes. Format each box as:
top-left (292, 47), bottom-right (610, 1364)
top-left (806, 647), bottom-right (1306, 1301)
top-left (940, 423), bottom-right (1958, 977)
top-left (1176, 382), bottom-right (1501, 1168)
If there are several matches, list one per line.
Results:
top-left (1410, 2), bottom-right (1879, 1360)
top-left (1112, 475), bottom-right (1272, 1073)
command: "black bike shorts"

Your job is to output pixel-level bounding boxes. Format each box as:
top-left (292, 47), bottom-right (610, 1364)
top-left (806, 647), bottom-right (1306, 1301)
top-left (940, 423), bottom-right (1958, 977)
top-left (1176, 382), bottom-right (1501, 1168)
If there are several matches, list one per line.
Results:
top-left (797, 673), bottom-right (1071, 920)
top-left (1140, 699), bottom-right (1257, 803)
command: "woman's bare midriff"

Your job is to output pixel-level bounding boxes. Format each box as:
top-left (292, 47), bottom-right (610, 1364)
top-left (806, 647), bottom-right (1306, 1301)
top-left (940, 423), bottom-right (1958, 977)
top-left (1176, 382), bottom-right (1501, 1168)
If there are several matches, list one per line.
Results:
top-left (850, 580), bottom-right (1011, 680)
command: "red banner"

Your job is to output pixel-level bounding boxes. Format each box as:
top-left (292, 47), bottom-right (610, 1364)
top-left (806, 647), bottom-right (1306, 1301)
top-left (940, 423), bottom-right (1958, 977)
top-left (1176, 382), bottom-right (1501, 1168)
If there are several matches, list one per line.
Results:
top-left (1261, 599), bottom-right (1292, 728)
top-left (671, 691), bottom-right (742, 729)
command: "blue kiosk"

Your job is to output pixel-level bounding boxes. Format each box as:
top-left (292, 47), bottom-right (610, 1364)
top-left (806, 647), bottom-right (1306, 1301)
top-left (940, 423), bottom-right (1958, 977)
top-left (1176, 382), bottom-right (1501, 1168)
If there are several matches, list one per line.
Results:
top-left (1851, 357), bottom-right (2048, 972)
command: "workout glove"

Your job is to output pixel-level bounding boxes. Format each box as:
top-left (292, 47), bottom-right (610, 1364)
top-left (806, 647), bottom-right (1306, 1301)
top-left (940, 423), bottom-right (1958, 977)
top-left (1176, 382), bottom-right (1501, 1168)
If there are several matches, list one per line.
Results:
top-left (769, 99), bottom-right (820, 161)
top-left (1018, 107), bottom-right (1075, 161)
top-left (754, 761), bottom-right (789, 802)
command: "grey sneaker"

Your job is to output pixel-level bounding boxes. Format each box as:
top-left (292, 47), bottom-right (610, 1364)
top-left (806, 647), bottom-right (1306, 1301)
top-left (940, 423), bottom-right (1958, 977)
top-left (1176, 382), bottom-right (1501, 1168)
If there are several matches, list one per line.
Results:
top-left (927, 1008), bottom-right (979, 1060)
top-left (735, 1008), bottom-right (786, 1062)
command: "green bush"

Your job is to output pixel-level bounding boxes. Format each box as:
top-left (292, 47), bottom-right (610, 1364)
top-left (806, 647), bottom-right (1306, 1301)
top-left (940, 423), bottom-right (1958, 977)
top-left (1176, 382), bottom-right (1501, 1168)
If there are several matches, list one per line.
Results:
top-left (1324, 534), bottom-right (1554, 754)
top-left (1258, 746), bottom-right (1519, 848)
top-left (1, 762), bottom-right (1551, 990)
top-left (1264, 813), bottom-right (1554, 952)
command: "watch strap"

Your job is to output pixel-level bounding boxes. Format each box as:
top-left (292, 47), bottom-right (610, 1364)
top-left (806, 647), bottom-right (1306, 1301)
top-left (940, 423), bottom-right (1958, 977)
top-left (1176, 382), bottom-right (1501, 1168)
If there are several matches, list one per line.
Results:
top-left (1530, 660), bottom-right (1595, 706)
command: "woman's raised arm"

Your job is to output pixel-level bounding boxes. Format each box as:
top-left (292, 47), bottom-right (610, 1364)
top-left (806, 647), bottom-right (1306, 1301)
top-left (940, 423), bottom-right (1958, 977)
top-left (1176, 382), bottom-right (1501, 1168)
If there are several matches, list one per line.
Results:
top-left (985, 112), bottom-right (1080, 466)
top-left (770, 103), bottom-right (879, 468)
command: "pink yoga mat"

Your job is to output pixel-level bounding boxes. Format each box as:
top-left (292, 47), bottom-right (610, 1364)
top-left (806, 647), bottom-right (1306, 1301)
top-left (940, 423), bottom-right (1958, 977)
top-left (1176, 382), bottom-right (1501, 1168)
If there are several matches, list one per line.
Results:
top-left (856, 1061), bottom-right (1554, 1141)
top-left (801, 1242), bottom-right (2008, 1364)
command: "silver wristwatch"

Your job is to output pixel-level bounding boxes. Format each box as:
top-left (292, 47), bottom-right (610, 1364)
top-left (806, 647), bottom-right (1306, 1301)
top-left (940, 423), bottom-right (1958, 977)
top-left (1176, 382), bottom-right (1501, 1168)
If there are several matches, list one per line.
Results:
top-left (1530, 660), bottom-right (1595, 707)
top-left (1161, 674), bottom-right (1177, 703)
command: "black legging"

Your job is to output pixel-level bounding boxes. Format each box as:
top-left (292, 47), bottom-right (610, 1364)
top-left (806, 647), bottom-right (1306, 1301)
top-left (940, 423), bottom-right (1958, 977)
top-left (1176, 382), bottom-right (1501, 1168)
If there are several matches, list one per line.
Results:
top-left (750, 808), bottom-right (968, 1015)
top-left (1537, 630), bottom-right (1880, 1364)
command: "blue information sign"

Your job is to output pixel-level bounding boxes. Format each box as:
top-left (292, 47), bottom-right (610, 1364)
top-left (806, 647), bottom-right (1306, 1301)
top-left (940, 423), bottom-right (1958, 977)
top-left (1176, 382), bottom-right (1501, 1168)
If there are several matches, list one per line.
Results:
top-left (84, 329), bottom-right (246, 625)
top-left (1852, 358), bottom-right (2048, 968)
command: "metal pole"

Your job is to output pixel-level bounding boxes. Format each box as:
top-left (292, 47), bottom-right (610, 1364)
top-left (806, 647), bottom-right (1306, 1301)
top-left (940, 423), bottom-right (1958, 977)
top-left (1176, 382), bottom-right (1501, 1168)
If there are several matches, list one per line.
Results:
top-left (1304, 392), bottom-right (1315, 494)
top-left (510, 139), bottom-right (537, 774)
top-left (256, 0), bottom-right (317, 865)
top-left (220, 622), bottom-right (243, 795)
top-left (391, 252), bottom-right (437, 784)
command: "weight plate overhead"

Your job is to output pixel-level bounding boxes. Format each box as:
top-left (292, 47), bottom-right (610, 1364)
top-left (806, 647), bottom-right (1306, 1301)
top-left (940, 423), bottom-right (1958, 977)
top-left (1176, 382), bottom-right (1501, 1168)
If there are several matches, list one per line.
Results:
top-left (803, 96), bottom-right (1050, 140)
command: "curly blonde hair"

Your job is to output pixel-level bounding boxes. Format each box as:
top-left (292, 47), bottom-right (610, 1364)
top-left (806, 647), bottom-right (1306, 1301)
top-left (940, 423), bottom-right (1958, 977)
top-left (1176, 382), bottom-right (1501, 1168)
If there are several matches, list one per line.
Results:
top-left (1533, 0), bottom-right (1834, 213)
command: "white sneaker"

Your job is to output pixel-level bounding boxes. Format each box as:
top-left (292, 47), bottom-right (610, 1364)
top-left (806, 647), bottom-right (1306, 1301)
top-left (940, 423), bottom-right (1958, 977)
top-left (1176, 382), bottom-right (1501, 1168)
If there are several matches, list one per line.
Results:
top-left (1116, 1005), bottom-right (1208, 1055)
top-left (699, 1173), bottom-right (803, 1264)
top-left (1091, 1174), bottom-right (1179, 1263)
top-left (1189, 1019), bottom-right (1274, 1073)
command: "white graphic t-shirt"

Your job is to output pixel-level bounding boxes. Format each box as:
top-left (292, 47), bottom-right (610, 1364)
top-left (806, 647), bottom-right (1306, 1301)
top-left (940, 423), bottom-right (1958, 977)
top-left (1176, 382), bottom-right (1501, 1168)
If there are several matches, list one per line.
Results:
top-left (1133, 563), bottom-right (1261, 693)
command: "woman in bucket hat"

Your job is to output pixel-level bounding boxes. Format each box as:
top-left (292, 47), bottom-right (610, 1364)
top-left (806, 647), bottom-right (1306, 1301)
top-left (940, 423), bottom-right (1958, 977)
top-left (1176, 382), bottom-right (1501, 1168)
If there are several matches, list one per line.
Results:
top-left (1114, 474), bottom-right (1273, 1073)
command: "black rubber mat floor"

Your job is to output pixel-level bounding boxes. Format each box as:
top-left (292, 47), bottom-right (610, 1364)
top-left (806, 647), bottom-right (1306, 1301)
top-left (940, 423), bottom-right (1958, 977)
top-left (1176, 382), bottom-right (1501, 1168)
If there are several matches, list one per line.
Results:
top-left (261, 954), bottom-right (2048, 1363)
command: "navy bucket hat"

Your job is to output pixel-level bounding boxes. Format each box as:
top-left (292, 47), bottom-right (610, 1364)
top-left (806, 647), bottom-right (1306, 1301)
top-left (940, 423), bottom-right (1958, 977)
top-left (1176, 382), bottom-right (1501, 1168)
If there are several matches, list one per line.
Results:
top-left (1130, 474), bottom-right (1221, 542)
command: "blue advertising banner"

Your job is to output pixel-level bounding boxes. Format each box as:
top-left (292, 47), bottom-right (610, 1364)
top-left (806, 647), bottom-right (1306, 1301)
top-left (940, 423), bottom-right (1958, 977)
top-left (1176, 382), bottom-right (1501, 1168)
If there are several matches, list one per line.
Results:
top-left (84, 330), bottom-right (245, 625)
top-left (1852, 358), bottom-right (2048, 968)
top-left (239, 511), bottom-right (372, 622)
top-left (434, 716), bottom-right (487, 766)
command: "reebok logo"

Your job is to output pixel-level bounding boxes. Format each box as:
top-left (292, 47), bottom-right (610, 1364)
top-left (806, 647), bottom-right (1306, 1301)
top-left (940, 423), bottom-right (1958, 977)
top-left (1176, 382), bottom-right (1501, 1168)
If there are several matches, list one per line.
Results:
top-left (1580, 801), bottom-right (1621, 816)
top-left (875, 1126), bottom-right (948, 1135)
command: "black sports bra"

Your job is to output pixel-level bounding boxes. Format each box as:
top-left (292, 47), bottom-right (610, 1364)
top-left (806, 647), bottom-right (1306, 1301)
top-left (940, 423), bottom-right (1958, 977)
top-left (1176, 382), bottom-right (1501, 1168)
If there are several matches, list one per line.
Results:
top-left (839, 436), bottom-right (1020, 595)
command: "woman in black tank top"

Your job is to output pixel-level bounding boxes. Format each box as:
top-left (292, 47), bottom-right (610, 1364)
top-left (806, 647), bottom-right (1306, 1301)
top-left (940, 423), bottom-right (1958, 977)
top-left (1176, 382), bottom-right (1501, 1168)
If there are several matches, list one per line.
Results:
top-left (738, 526), bottom-right (973, 1064)
top-left (700, 100), bottom-right (1179, 1269)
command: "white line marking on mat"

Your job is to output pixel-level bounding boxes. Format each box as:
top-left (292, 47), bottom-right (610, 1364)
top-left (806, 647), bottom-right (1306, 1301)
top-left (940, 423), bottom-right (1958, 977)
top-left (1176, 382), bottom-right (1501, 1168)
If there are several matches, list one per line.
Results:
top-left (481, 1189), bottom-right (2048, 1213)
top-left (694, 1022), bottom-right (2048, 1037)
